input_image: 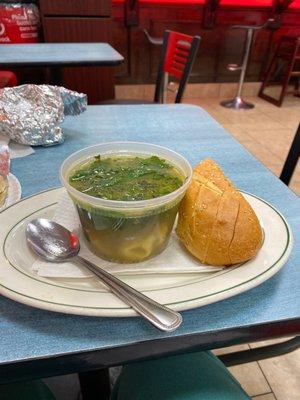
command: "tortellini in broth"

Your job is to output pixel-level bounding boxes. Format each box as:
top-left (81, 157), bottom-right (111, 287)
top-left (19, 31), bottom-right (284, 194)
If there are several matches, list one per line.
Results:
top-left (76, 204), bottom-right (179, 263)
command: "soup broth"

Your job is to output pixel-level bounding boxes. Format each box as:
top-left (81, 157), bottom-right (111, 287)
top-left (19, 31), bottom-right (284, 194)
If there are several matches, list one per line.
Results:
top-left (68, 155), bottom-right (185, 263)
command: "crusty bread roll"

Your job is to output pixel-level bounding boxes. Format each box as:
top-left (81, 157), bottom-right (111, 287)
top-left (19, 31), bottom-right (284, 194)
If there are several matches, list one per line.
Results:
top-left (176, 159), bottom-right (263, 266)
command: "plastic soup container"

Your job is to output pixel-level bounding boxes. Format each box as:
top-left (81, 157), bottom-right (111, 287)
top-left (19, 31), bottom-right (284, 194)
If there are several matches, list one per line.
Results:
top-left (60, 142), bottom-right (192, 263)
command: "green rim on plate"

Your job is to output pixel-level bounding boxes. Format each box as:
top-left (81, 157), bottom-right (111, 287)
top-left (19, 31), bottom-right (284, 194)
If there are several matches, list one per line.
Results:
top-left (0, 187), bottom-right (293, 315)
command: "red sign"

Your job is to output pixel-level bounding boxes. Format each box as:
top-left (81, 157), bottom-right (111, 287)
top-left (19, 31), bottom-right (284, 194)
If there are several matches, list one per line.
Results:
top-left (0, 3), bottom-right (40, 44)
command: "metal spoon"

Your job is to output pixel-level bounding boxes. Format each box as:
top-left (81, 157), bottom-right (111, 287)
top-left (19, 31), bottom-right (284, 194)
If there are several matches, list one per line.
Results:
top-left (26, 218), bottom-right (182, 332)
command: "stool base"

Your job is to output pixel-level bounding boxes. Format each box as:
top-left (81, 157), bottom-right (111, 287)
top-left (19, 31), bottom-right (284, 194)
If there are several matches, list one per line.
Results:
top-left (220, 97), bottom-right (254, 110)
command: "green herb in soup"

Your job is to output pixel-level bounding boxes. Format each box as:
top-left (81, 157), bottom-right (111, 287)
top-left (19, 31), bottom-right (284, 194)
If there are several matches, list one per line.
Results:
top-left (69, 155), bottom-right (184, 201)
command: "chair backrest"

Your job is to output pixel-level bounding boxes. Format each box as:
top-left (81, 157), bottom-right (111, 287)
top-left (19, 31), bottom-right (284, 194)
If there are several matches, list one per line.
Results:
top-left (154, 30), bottom-right (201, 103)
top-left (280, 123), bottom-right (300, 185)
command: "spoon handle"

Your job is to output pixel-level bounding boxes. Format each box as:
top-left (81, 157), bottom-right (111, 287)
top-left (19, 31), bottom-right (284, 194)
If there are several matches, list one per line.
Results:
top-left (76, 255), bottom-right (182, 332)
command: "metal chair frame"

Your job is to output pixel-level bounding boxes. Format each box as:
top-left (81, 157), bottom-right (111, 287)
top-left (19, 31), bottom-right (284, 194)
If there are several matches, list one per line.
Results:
top-left (219, 336), bottom-right (300, 367)
top-left (280, 123), bottom-right (300, 185)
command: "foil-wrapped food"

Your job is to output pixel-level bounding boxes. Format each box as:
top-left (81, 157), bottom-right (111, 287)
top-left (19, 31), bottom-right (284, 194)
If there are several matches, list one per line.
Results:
top-left (0, 85), bottom-right (87, 146)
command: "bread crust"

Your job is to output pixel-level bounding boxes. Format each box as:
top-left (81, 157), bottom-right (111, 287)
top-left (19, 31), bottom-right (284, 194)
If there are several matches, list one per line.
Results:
top-left (176, 159), bottom-right (263, 266)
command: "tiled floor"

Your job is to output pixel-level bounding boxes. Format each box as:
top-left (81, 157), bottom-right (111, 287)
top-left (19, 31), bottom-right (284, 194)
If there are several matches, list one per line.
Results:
top-left (182, 94), bottom-right (300, 196)
top-left (213, 338), bottom-right (300, 400)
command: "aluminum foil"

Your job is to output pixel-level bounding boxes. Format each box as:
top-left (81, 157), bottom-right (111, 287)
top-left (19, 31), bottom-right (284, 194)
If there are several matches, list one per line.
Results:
top-left (0, 85), bottom-right (87, 146)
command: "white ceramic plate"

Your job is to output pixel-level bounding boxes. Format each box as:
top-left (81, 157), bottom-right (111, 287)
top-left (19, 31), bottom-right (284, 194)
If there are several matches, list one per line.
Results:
top-left (0, 173), bottom-right (21, 212)
top-left (0, 188), bottom-right (293, 317)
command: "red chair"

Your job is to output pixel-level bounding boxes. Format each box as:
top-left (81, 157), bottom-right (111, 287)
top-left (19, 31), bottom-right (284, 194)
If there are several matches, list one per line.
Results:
top-left (155, 30), bottom-right (201, 103)
top-left (100, 30), bottom-right (200, 104)
top-left (0, 71), bottom-right (17, 88)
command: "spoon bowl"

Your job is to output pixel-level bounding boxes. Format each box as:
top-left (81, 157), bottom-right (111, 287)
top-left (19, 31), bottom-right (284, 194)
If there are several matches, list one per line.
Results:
top-left (26, 218), bottom-right (80, 261)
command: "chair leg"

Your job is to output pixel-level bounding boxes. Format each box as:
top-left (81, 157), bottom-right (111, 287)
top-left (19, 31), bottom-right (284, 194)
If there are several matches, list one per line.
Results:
top-left (276, 45), bottom-right (299, 107)
top-left (259, 38), bottom-right (300, 107)
top-left (258, 39), bottom-right (281, 100)
top-left (78, 368), bottom-right (111, 400)
top-left (280, 124), bottom-right (300, 185)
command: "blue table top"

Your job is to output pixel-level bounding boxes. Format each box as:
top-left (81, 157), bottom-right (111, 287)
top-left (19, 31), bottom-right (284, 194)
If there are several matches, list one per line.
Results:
top-left (2, 105), bottom-right (299, 374)
top-left (0, 43), bottom-right (124, 67)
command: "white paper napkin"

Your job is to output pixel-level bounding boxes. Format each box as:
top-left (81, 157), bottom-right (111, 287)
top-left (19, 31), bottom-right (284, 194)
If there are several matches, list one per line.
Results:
top-left (0, 133), bottom-right (34, 159)
top-left (32, 191), bottom-right (224, 278)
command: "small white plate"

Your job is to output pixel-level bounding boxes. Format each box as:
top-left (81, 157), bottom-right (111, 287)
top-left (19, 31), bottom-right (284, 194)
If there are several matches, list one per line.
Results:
top-left (0, 173), bottom-right (21, 212)
top-left (0, 188), bottom-right (293, 317)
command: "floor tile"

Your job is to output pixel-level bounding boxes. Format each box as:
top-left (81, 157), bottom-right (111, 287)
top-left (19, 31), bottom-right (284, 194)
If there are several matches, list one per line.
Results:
top-left (264, 163), bottom-right (285, 176)
top-left (249, 340), bottom-right (300, 400)
top-left (228, 362), bottom-right (271, 397)
top-left (243, 82), bottom-right (261, 97)
top-left (229, 117), bottom-right (287, 131)
top-left (290, 180), bottom-right (300, 196)
top-left (204, 109), bottom-right (232, 125)
top-left (258, 352), bottom-right (300, 400)
top-left (239, 140), bottom-right (282, 166)
top-left (142, 84), bottom-right (155, 101)
top-left (249, 337), bottom-right (294, 348)
top-left (213, 344), bottom-right (249, 356)
top-left (184, 92), bottom-right (299, 195)
top-left (221, 123), bottom-right (256, 142)
top-left (251, 394), bottom-right (276, 400)
top-left (243, 129), bottom-right (295, 163)
top-left (262, 110), bottom-right (300, 131)
top-left (184, 98), bottom-right (218, 109)
top-left (184, 83), bottom-right (220, 98)
top-left (213, 110), bottom-right (259, 125)
top-left (115, 84), bottom-right (145, 99)
top-left (253, 99), bottom-right (282, 113)
top-left (219, 83), bottom-right (239, 98)
top-left (214, 344), bottom-right (275, 398)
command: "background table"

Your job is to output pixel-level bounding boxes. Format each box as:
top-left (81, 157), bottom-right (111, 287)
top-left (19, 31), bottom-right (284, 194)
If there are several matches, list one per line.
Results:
top-left (0, 43), bottom-right (124, 68)
top-left (0, 43), bottom-right (124, 103)
top-left (2, 104), bottom-right (299, 384)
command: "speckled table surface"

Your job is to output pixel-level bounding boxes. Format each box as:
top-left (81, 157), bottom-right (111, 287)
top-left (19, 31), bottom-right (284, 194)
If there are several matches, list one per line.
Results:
top-left (0, 43), bottom-right (124, 67)
top-left (2, 105), bottom-right (299, 382)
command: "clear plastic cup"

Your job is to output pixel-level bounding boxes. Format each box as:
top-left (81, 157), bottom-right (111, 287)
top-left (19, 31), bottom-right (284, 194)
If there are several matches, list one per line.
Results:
top-left (60, 142), bottom-right (192, 263)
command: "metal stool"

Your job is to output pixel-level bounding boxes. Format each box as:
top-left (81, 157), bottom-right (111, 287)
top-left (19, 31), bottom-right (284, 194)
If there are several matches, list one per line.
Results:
top-left (143, 28), bottom-right (163, 46)
top-left (220, 18), bottom-right (274, 110)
